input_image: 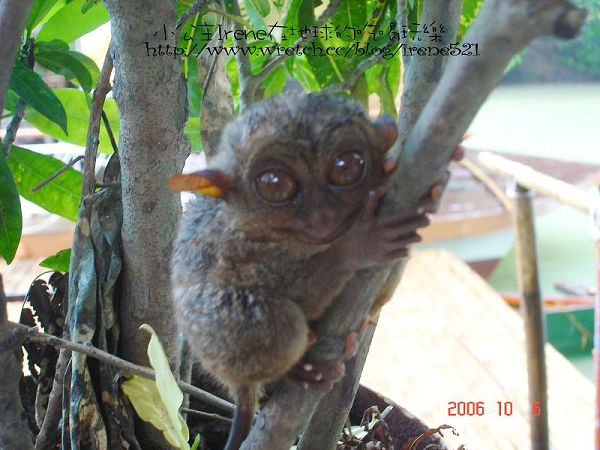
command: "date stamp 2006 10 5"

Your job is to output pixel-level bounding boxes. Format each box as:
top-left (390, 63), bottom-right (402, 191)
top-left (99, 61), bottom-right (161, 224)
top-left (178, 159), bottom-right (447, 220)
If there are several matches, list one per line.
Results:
top-left (447, 401), bottom-right (544, 417)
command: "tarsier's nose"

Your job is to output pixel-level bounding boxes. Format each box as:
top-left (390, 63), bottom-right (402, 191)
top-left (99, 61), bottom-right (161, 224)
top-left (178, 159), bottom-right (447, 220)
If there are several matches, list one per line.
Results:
top-left (303, 205), bottom-right (343, 243)
top-left (307, 206), bottom-right (337, 229)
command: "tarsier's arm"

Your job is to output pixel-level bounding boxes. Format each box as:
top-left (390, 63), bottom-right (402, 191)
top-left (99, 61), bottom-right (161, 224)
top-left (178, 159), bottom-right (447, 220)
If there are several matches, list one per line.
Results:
top-left (290, 146), bottom-right (464, 319)
top-left (289, 187), bottom-right (431, 319)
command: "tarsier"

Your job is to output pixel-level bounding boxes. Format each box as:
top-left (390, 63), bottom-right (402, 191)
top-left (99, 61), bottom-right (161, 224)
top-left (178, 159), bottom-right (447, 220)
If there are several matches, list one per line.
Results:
top-left (170, 93), bottom-right (452, 450)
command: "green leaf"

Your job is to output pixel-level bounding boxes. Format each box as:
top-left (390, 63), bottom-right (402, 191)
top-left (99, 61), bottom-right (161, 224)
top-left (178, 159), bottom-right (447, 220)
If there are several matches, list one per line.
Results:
top-left (7, 146), bottom-right (82, 222)
top-left (35, 39), bottom-right (69, 52)
top-left (36, 49), bottom-right (94, 92)
top-left (39, 248), bottom-right (71, 272)
top-left (331, 0), bottom-right (367, 42)
top-left (3, 90), bottom-right (19, 111)
top-left (37, 0), bottom-right (109, 44)
top-left (0, 152), bottom-right (23, 264)
top-left (121, 324), bottom-right (190, 450)
top-left (190, 435), bottom-right (200, 450)
top-left (185, 117), bottom-right (202, 153)
top-left (261, 65), bottom-right (286, 98)
top-left (286, 57), bottom-right (319, 92)
top-left (122, 376), bottom-right (190, 450)
top-left (186, 56), bottom-right (201, 117)
top-left (378, 66), bottom-right (396, 117)
top-left (81, 0), bottom-right (99, 14)
top-left (9, 60), bottom-right (68, 133)
top-left (24, 88), bottom-right (119, 153)
top-left (248, 0), bottom-right (270, 16)
top-left (142, 324), bottom-right (185, 432)
top-left (459, 0), bottom-right (483, 38)
top-left (350, 73), bottom-right (368, 106)
top-left (244, 0), bottom-right (267, 29)
top-left (26, 0), bottom-right (61, 31)
top-left (69, 51), bottom-right (101, 87)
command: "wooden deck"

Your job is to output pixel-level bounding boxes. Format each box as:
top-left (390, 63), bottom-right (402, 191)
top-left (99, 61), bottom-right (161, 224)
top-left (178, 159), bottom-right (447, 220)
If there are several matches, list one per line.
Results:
top-left (362, 249), bottom-right (594, 449)
top-left (1, 250), bottom-right (594, 448)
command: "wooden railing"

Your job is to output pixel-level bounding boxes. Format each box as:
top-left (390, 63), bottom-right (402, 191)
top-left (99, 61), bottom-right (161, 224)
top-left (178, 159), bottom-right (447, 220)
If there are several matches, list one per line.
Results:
top-left (477, 151), bottom-right (600, 450)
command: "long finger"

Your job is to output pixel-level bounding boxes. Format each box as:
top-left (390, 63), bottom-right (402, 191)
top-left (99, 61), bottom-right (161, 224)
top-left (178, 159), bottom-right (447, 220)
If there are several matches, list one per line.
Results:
top-left (363, 185), bottom-right (386, 219)
top-left (380, 216), bottom-right (431, 238)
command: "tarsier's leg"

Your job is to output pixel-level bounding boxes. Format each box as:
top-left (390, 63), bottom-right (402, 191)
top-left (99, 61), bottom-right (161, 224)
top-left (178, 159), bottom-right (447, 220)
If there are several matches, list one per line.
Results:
top-left (186, 287), bottom-right (310, 386)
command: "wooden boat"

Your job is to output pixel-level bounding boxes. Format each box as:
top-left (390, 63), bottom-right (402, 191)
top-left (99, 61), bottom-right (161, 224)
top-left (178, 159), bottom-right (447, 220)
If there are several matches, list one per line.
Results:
top-left (423, 149), bottom-right (600, 277)
top-left (425, 149), bottom-right (600, 240)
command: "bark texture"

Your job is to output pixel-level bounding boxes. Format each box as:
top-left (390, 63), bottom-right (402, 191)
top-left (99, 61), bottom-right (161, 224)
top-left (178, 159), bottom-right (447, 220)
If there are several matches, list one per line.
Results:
top-left (299, 3), bottom-right (463, 447)
top-left (102, 0), bottom-right (189, 367)
top-left (0, 275), bottom-right (34, 449)
top-left (103, 0), bottom-right (190, 447)
top-left (241, 1), bottom-right (587, 449)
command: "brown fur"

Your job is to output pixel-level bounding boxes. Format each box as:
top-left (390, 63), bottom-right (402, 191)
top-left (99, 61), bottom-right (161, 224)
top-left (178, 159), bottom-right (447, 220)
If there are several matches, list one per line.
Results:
top-left (171, 93), bottom-right (411, 449)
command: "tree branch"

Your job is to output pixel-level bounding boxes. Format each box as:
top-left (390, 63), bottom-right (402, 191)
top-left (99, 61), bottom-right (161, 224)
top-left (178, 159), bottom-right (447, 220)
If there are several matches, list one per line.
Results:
top-left (298, 2), bottom-right (462, 448)
top-left (241, 1), bottom-right (587, 449)
top-left (397, 0), bottom-right (463, 140)
top-left (0, 0), bottom-right (33, 113)
top-left (396, 0), bottom-right (412, 66)
top-left (3, 36), bottom-right (34, 156)
top-left (6, 321), bottom-right (234, 413)
top-left (30, 155), bottom-right (84, 192)
top-left (3, 98), bottom-right (25, 155)
top-left (230, 0), bottom-right (254, 111)
top-left (325, 54), bottom-right (383, 95)
top-left (81, 48), bottom-right (113, 198)
top-left (176, 0), bottom-right (204, 41)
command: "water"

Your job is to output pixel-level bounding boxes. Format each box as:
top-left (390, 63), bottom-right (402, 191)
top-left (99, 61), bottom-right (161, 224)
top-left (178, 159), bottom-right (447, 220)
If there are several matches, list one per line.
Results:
top-left (466, 83), bottom-right (600, 164)
top-left (432, 83), bottom-right (600, 381)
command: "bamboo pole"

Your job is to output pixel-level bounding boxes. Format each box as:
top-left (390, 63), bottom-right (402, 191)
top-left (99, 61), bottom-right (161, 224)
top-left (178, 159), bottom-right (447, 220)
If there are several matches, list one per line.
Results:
top-left (594, 220), bottom-right (600, 450)
top-left (479, 151), bottom-right (600, 449)
top-left (478, 152), bottom-right (600, 213)
top-left (509, 183), bottom-right (549, 450)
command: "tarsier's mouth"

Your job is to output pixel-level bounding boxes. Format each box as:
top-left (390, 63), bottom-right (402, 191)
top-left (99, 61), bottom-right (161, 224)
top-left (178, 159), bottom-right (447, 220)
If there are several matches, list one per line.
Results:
top-left (294, 222), bottom-right (350, 245)
top-left (290, 207), bottom-right (363, 245)
top-left (270, 223), bottom-right (347, 245)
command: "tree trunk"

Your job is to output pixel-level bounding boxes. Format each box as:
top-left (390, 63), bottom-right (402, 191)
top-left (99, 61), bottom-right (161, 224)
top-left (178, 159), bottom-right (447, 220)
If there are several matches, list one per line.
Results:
top-left (102, 0), bottom-right (190, 446)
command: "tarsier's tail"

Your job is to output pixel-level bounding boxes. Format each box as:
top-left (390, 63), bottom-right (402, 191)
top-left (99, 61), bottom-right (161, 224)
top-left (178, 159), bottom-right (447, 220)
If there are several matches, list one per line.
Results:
top-left (224, 384), bottom-right (259, 450)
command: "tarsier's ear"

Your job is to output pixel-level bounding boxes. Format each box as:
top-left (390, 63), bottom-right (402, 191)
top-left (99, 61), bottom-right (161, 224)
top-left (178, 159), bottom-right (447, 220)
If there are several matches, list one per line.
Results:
top-left (167, 169), bottom-right (233, 198)
top-left (373, 115), bottom-right (398, 152)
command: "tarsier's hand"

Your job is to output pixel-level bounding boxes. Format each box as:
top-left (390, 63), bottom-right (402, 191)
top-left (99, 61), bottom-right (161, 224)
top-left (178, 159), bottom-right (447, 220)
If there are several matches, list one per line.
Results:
top-left (338, 146), bottom-right (464, 271)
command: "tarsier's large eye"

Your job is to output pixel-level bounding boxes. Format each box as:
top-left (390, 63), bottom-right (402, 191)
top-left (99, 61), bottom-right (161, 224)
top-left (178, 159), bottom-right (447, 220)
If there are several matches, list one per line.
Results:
top-left (255, 169), bottom-right (298, 203)
top-left (328, 151), bottom-right (365, 186)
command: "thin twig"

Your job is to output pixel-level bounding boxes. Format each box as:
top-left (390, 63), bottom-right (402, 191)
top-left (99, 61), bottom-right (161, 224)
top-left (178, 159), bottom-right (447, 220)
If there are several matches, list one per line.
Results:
top-left (326, 55), bottom-right (383, 94)
top-left (204, 7), bottom-right (251, 28)
top-left (2, 99), bottom-right (25, 156)
top-left (459, 158), bottom-right (512, 212)
top-left (95, 181), bottom-right (121, 189)
top-left (202, 15), bottom-right (225, 95)
top-left (176, 0), bottom-right (204, 34)
top-left (247, 0), bottom-right (341, 102)
top-left (181, 408), bottom-right (232, 423)
top-left (100, 110), bottom-right (118, 153)
top-left (30, 155), bottom-right (84, 193)
top-left (82, 46), bottom-right (114, 198)
top-left (7, 321), bottom-right (234, 413)
top-left (3, 39), bottom-right (34, 156)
